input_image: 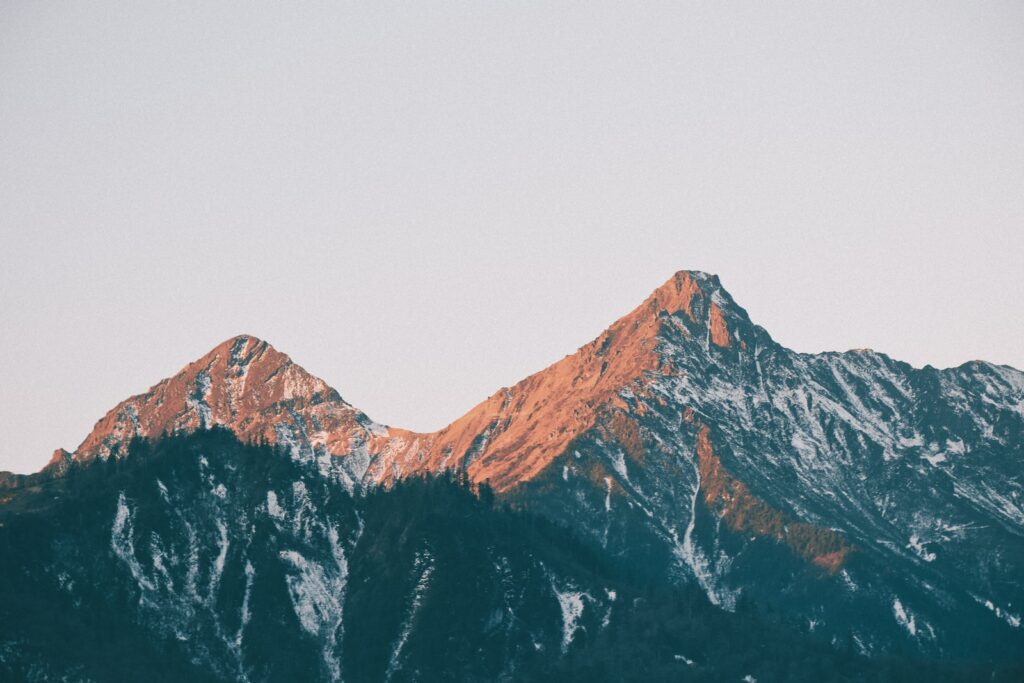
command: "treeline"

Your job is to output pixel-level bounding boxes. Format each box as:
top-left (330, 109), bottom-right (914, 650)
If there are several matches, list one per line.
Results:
top-left (1, 429), bottom-right (1022, 682)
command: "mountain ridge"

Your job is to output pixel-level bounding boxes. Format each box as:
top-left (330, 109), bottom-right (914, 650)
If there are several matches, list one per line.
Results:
top-left (27, 272), bottom-right (761, 472)
top-left (4, 268), bottom-right (1023, 665)
top-left (27, 269), bottom-right (1020, 480)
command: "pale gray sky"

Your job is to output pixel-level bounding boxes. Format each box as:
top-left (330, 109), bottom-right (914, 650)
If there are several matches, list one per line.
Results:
top-left (1, 2), bottom-right (1022, 473)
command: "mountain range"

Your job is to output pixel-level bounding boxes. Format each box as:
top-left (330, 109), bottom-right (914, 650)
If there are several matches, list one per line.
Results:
top-left (2, 270), bottom-right (1022, 682)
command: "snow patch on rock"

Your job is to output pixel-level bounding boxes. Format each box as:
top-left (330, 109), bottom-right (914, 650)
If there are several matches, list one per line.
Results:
top-left (111, 492), bottom-right (156, 593)
top-left (550, 579), bottom-right (588, 654)
top-left (385, 549), bottom-right (434, 681)
top-left (893, 597), bottom-right (916, 638)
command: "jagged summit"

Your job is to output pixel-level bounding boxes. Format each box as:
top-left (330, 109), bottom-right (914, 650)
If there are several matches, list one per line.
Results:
top-left (374, 270), bottom-right (757, 490)
top-left (625, 270), bottom-right (729, 319)
top-left (68, 332), bottom-right (383, 467)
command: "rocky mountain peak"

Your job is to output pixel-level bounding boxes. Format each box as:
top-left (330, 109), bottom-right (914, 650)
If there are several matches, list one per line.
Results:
top-left (68, 333), bottom-right (380, 467)
top-left (644, 270), bottom-right (708, 320)
top-left (376, 271), bottom-right (756, 490)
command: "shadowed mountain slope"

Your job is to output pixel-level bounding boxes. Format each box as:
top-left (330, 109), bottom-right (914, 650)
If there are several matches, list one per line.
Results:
top-left (4, 270), bottom-right (1023, 667)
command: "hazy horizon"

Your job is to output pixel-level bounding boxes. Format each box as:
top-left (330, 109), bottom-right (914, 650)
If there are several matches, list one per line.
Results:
top-left (2, 2), bottom-right (1022, 473)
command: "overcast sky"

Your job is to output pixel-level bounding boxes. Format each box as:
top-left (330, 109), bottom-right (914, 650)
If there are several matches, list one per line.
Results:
top-left (1, 2), bottom-right (1022, 473)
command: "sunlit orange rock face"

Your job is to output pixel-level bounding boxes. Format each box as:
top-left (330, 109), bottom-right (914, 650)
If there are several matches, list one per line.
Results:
top-left (381, 271), bottom-right (709, 491)
top-left (71, 335), bottom-right (390, 464)
top-left (709, 302), bottom-right (731, 348)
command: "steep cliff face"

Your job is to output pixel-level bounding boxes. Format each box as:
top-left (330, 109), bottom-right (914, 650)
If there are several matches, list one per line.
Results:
top-left (8, 270), bottom-right (1024, 664)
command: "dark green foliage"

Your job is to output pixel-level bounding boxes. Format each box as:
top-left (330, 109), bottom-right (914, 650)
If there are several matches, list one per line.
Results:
top-left (0, 430), bottom-right (1020, 682)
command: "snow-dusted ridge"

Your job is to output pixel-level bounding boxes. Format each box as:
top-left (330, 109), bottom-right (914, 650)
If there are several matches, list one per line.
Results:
top-left (10, 269), bottom-right (1024, 664)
